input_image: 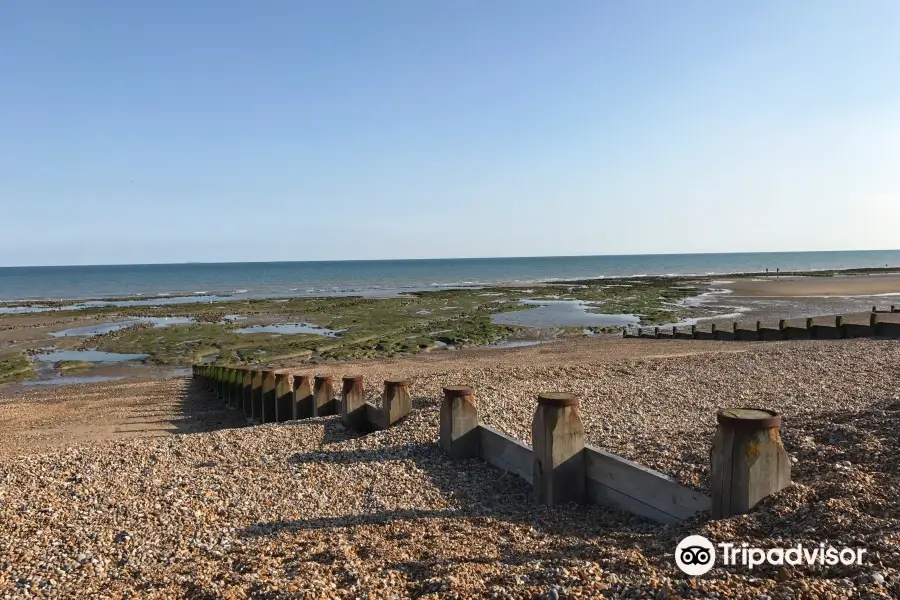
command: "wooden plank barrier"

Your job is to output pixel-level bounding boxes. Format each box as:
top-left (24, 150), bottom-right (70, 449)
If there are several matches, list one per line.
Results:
top-left (313, 375), bottom-right (336, 417)
top-left (623, 309), bottom-right (900, 342)
top-left (480, 426), bottom-right (533, 484)
top-left (585, 446), bottom-right (710, 524)
top-left (438, 386), bottom-right (715, 524)
top-left (274, 371), bottom-right (293, 422)
top-left (251, 370), bottom-right (263, 420)
top-left (261, 369), bottom-right (278, 423)
top-left (293, 375), bottom-right (314, 419)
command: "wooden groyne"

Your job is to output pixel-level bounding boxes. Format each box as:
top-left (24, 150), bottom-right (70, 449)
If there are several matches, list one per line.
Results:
top-left (191, 365), bottom-right (412, 432)
top-left (192, 367), bottom-right (793, 523)
top-left (624, 307), bottom-right (900, 342)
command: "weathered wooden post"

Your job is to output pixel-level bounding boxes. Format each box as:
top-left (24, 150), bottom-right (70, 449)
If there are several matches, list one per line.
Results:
top-left (711, 323), bottom-right (718, 339)
top-left (293, 374), bottom-right (314, 419)
top-left (220, 367), bottom-right (229, 400)
top-left (261, 370), bottom-right (277, 423)
top-left (806, 317), bottom-right (815, 339)
top-left (229, 368), bottom-right (240, 407)
top-left (756, 321), bottom-right (762, 341)
top-left (532, 392), bottom-right (585, 506)
top-left (654, 327), bottom-right (660, 339)
top-left (440, 386), bottom-right (480, 459)
top-left (710, 408), bottom-right (791, 519)
top-left (873, 305), bottom-right (877, 313)
top-left (211, 366), bottom-right (220, 396)
top-left (778, 319), bottom-right (787, 340)
top-left (313, 375), bottom-right (335, 417)
top-left (251, 370), bottom-right (263, 420)
top-left (835, 315), bottom-right (845, 339)
top-left (275, 371), bottom-right (293, 422)
top-left (691, 324), bottom-right (697, 339)
top-left (382, 379), bottom-right (412, 428)
top-left (241, 368), bottom-right (253, 416)
top-left (225, 367), bottom-right (234, 407)
top-left (341, 375), bottom-right (367, 430)
top-left (871, 312), bottom-right (879, 334)
top-left (672, 326), bottom-right (678, 338)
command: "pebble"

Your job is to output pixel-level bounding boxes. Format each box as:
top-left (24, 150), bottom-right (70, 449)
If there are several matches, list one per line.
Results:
top-left (0, 339), bottom-right (898, 598)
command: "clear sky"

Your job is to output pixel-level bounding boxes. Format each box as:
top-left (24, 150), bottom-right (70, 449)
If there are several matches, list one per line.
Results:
top-left (1, 1), bottom-right (899, 266)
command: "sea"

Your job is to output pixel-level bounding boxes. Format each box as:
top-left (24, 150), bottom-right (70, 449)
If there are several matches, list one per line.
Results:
top-left (1, 250), bottom-right (899, 303)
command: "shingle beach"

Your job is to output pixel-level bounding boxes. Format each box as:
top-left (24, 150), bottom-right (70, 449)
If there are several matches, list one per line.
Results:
top-left (1, 338), bottom-right (899, 599)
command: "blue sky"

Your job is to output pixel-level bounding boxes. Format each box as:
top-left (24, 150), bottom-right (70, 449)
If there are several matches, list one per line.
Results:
top-left (1, 1), bottom-right (898, 266)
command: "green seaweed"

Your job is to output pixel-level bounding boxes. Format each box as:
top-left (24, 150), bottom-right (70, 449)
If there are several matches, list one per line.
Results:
top-left (0, 351), bottom-right (36, 384)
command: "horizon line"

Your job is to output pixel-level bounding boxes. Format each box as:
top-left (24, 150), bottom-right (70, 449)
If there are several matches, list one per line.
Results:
top-left (1, 248), bottom-right (900, 269)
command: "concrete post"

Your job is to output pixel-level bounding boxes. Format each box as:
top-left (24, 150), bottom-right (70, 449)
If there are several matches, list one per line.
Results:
top-left (261, 370), bottom-right (277, 423)
top-left (440, 386), bottom-right (480, 459)
top-left (710, 408), bottom-right (791, 519)
top-left (275, 371), bottom-right (293, 422)
top-left (313, 375), bottom-right (335, 417)
top-left (532, 392), bottom-right (585, 506)
top-left (293, 375), bottom-right (314, 420)
top-left (251, 370), bottom-right (263, 421)
top-left (382, 379), bottom-right (412, 428)
top-left (341, 375), bottom-right (367, 430)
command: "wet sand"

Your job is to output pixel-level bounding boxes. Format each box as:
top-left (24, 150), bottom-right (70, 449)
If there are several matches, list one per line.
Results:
top-left (723, 274), bottom-right (900, 297)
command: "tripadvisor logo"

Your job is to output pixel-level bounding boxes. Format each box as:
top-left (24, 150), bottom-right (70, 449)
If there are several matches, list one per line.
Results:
top-left (675, 535), bottom-right (716, 576)
top-left (675, 535), bottom-right (867, 576)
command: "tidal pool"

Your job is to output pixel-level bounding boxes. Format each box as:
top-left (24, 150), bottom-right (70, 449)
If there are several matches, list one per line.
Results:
top-left (234, 323), bottom-right (343, 337)
top-left (51, 317), bottom-right (195, 337)
top-left (35, 350), bottom-right (149, 363)
top-left (491, 300), bottom-right (638, 328)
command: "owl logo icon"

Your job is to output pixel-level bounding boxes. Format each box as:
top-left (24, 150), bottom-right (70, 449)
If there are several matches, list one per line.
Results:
top-left (675, 535), bottom-right (716, 576)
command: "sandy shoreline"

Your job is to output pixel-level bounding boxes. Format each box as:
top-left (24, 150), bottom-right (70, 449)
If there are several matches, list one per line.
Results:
top-left (720, 274), bottom-right (900, 297)
top-left (1, 336), bottom-right (899, 598)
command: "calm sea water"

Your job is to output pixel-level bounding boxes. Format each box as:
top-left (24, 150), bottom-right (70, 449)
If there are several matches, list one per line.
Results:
top-left (1, 251), bottom-right (899, 303)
